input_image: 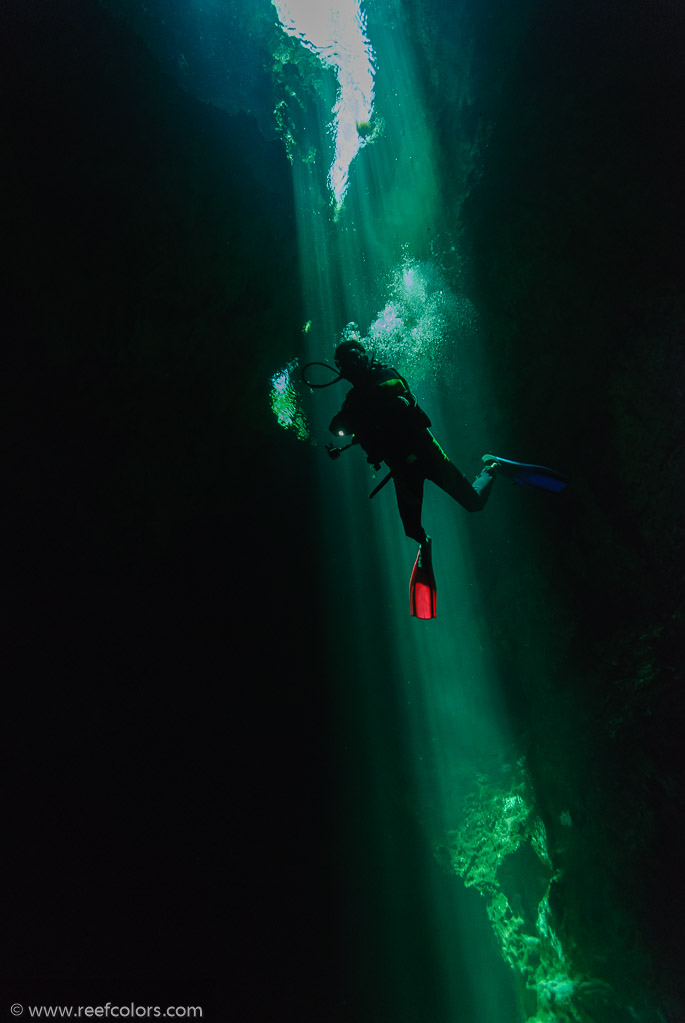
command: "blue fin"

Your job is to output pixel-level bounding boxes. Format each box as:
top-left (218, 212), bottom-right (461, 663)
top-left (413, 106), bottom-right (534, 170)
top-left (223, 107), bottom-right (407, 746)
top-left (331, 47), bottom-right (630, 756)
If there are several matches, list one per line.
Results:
top-left (485, 455), bottom-right (568, 493)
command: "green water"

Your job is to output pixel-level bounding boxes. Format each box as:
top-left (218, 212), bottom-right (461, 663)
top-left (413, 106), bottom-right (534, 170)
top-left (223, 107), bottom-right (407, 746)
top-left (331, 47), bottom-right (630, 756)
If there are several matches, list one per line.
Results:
top-left (6, 0), bottom-right (683, 1020)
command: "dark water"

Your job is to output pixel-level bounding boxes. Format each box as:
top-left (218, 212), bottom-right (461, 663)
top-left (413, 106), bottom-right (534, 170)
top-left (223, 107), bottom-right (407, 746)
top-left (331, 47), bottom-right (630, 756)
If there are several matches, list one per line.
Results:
top-left (5, 0), bottom-right (684, 1020)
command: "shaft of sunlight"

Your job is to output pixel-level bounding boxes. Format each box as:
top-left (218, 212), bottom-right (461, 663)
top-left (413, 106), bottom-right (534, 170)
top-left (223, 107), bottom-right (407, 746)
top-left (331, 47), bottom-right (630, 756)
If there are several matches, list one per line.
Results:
top-left (268, 2), bottom-right (581, 1019)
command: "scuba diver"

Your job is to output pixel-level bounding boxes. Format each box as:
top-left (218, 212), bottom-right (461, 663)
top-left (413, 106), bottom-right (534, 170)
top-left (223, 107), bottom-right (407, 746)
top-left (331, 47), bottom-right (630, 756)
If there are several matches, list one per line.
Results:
top-left (329, 339), bottom-right (499, 543)
top-left (308, 336), bottom-right (567, 618)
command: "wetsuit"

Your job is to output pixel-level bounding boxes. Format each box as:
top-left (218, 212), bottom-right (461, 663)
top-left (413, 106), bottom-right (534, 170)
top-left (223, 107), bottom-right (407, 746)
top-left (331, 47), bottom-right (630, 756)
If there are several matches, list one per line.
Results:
top-left (329, 361), bottom-right (496, 543)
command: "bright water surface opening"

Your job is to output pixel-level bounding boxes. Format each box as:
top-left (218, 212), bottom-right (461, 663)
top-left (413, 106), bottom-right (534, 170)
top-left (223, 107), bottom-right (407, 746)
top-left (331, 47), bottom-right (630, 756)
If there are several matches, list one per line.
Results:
top-left (272, 0), bottom-right (375, 212)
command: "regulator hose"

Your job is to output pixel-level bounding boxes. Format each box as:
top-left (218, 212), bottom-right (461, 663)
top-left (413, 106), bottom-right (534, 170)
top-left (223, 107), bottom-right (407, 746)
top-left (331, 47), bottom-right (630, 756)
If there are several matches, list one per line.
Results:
top-left (301, 361), bottom-right (343, 388)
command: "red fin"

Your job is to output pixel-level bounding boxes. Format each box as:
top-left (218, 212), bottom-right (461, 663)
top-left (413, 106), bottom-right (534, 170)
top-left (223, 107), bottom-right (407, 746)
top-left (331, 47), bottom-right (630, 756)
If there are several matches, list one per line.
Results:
top-left (409, 547), bottom-right (437, 619)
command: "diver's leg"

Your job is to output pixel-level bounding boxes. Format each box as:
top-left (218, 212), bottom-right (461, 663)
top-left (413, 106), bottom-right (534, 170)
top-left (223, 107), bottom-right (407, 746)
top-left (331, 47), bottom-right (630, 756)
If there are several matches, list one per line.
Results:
top-left (425, 437), bottom-right (496, 512)
top-left (393, 471), bottom-right (427, 543)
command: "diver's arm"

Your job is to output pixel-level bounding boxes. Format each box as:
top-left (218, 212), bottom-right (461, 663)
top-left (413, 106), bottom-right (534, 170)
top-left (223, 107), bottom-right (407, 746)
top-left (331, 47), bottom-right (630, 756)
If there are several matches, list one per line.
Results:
top-left (330, 392), bottom-right (357, 436)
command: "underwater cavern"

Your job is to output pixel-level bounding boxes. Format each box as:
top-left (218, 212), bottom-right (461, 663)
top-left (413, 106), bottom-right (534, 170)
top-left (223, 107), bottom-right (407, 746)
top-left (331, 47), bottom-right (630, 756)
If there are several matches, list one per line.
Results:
top-left (5, 0), bottom-right (684, 1020)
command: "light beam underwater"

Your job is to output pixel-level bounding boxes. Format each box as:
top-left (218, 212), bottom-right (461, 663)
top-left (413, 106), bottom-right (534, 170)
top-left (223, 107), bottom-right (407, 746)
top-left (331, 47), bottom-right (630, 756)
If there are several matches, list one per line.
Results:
top-left (268, 3), bottom-right (593, 1020)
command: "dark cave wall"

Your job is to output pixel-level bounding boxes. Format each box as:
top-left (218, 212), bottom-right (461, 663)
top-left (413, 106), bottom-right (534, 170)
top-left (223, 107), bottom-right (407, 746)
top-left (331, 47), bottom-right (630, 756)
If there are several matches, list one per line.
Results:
top-left (6, 0), bottom-right (310, 622)
top-left (410, 0), bottom-right (685, 1011)
top-left (5, 1), bottom-right (336, 1013)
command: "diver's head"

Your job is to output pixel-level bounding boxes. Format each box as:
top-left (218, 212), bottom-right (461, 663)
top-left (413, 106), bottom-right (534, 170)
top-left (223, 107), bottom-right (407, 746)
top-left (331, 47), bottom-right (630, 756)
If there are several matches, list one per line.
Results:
top-left (334, 339), bottom-right (369, 381)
